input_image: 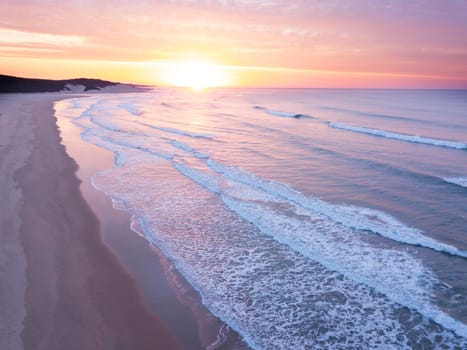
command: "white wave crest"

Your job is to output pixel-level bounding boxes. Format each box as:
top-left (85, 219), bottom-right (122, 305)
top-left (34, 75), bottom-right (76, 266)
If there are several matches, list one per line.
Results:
top-left (207, 159), bottom-right (467, 259)
top-left (254, 105), bottom-right (312, 119)
top-left (329, 122), bottom-right (467, 149)
top-left (174, 161), bottom-right (467, 339)
top-left (444, 177), bottom-right (467, 188)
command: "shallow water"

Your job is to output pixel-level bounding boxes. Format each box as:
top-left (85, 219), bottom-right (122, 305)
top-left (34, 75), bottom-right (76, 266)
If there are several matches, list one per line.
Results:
top-left (56, 88), bottom-right (467, 349)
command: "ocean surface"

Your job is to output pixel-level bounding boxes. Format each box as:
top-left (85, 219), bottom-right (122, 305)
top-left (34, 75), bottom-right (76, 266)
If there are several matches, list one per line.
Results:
top-left (56, 88), bottom-right (467, 349)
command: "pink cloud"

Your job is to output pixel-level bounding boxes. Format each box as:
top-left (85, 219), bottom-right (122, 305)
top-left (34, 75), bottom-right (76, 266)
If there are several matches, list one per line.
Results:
top-left (1, 0), bottom-right (466, 87)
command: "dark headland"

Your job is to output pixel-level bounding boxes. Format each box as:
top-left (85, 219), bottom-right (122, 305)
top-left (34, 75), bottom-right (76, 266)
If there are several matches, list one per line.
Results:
top-left (0, 74), bottom-right (118, 93)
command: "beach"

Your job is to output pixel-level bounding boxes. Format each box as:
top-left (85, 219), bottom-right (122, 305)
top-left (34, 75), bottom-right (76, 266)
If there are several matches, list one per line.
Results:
top-left (2, 1), bottom-right (466, 348)
top-left (0, 93), bottom-right (190, 350)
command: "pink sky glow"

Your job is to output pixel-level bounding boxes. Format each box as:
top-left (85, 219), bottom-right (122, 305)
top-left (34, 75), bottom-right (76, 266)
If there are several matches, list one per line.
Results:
top-left (1, 0), bottom-right (466, 88)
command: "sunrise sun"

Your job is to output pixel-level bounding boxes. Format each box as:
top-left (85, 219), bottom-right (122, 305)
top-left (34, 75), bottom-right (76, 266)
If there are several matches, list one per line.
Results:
top-left (161, 60), bottom-right (229, 90)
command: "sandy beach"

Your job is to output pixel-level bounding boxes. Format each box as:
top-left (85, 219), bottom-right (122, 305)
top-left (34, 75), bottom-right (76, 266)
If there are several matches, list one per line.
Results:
top-left (2, 1), bottom-right (466, 348)
top-left (0, 93), bottom-right (182, 350)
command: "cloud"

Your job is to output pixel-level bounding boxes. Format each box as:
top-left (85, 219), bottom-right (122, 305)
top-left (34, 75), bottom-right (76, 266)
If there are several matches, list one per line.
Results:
top-left (1, 0), bottom-right (466, 86)
top-left (0, 28), bottom-right (88, 47)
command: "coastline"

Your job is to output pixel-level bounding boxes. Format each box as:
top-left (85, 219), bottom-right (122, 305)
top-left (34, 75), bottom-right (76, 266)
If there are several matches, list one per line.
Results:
top-left (56, 93), bottom-right (249, 349)
top-left (0, 93), bottom-right (181, 350)
top-left (55, 93), bottom-right (237, 349)
top-left (0, 91), bottom-right (248, 350)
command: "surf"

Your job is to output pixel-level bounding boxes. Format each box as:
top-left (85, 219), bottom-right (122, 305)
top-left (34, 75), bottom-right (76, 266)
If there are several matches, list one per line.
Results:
top-left (329, 122), bottom-right (467, 150)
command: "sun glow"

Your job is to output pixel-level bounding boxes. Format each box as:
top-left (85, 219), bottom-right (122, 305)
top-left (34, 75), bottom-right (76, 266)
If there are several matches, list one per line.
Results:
top-left (161, 60), bottom-right (229, 90)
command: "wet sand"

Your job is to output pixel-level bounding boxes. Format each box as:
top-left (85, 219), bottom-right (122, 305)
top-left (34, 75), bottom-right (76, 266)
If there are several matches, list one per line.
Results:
top-left (0, 93), bottom-right (182, 350)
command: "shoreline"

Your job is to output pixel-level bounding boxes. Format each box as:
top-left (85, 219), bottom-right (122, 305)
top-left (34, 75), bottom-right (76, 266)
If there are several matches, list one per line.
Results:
top-left (1, 93), bottom-right (181, 350)
top-left (55, 94), bottom-right (248, 349)
top-left (0, 91), bottom-right (248, 350)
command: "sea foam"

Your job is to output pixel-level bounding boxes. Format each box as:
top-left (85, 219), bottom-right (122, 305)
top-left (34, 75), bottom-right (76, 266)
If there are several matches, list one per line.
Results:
top-left (55, 92), bottom-right (467, 348)
top-left (254, 105), bottom-right (312, 119)
top-left (444, 177), bottom-right (467, 188)
top-left (206, 159), bottom-right (467, 259)
top-left (174, 160), bottom-right (467, 338)
top-left (94, 159), bottom-right (467, 349)
top-left (329, 122), bottom-right (467, 149)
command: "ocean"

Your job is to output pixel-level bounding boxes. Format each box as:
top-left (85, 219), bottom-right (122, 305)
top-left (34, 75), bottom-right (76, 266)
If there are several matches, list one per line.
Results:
top-left (56, 88), bottom-right (467, 349)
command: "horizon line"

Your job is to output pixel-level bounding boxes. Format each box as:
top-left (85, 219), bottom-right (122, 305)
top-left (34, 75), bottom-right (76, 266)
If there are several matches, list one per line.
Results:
top-left (3, 73), bottom-right (467, 91)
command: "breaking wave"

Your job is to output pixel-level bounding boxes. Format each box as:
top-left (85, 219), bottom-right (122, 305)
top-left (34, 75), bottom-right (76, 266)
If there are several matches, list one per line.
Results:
top-left (329, 122), bottom-right (467, 149)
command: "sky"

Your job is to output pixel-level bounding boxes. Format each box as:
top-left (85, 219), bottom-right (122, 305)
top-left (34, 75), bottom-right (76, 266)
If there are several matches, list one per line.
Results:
top-left (1, 0), bottom-right (467, 88)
